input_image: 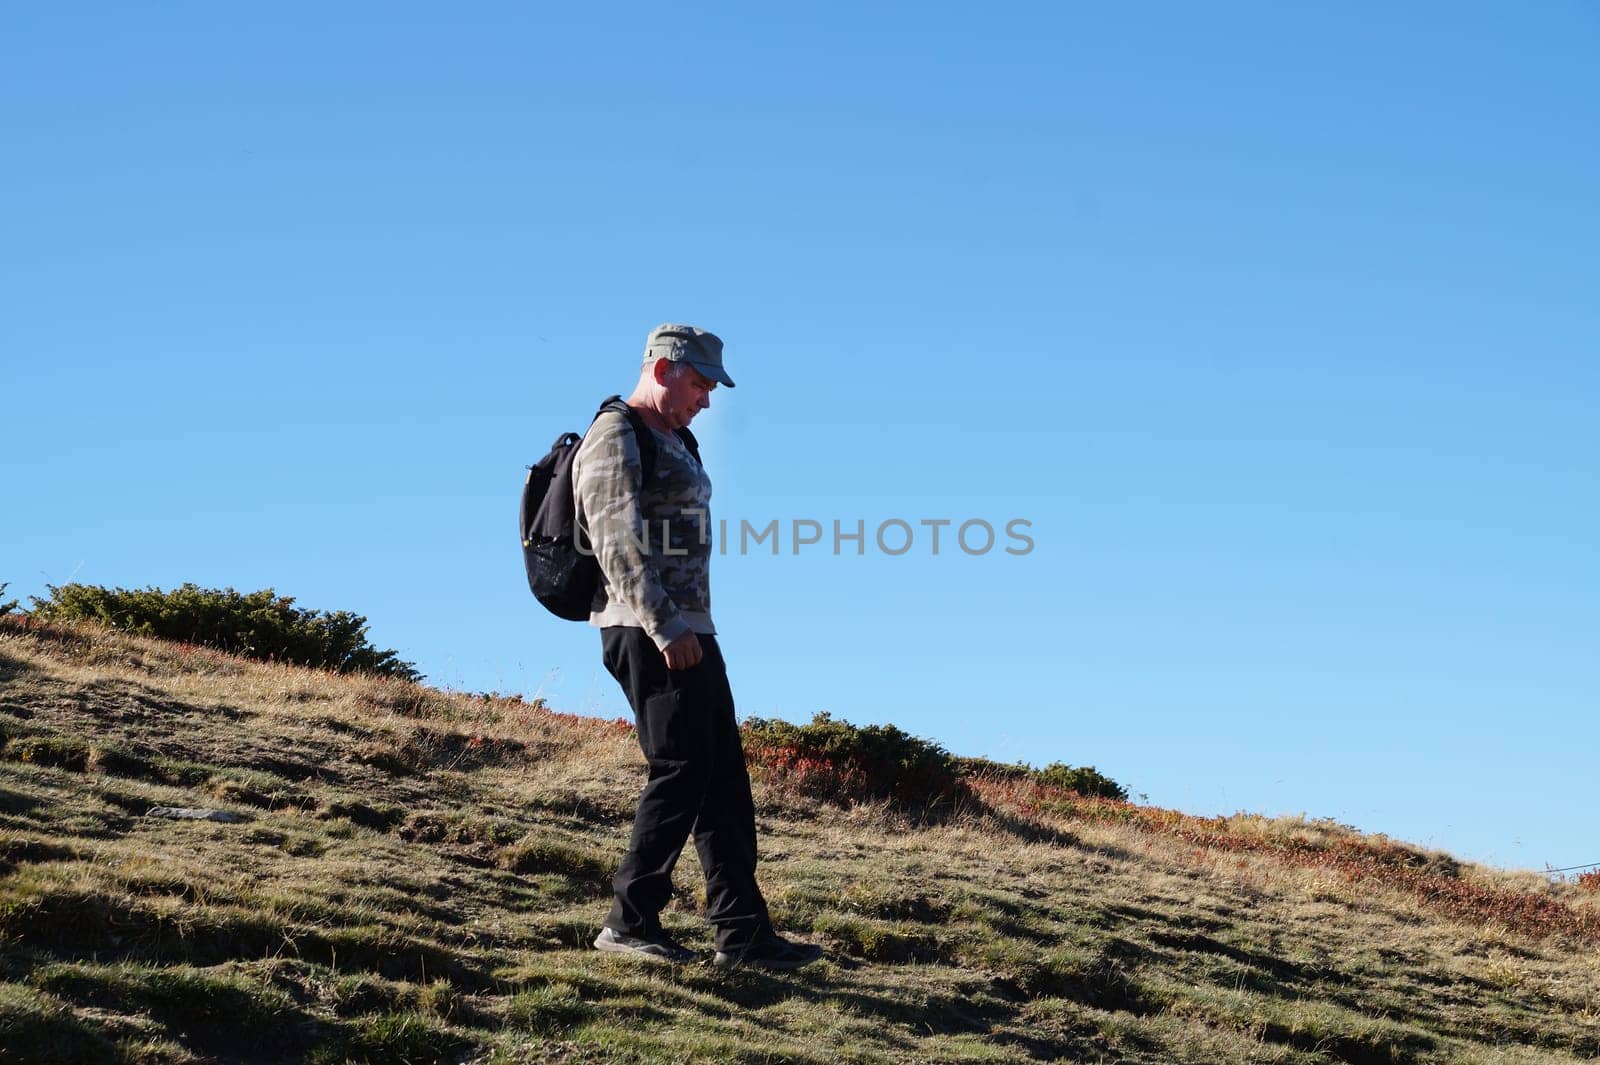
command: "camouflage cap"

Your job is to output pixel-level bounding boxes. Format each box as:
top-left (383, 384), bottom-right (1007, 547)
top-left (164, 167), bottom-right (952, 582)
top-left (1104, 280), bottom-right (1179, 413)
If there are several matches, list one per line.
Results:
top-left (643, 323), bottom-right (736, 388)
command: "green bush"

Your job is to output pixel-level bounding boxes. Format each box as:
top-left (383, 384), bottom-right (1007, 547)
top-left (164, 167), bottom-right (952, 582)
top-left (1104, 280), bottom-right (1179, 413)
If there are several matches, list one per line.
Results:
top-left (950, 755), bottom-right (1031, 781)
top-left (0, 582), bottom-right (17, 616)
top-left (1033, 762), bottom-right (1127, 801)
top-left (743, 711), bottom-right (966, 811)
top-left (956, 754), bottom-right (1128, 801)
top-left (742, 712), bottom-right (1129, 812)
top-left (28, 582), bottom-right (419, 681)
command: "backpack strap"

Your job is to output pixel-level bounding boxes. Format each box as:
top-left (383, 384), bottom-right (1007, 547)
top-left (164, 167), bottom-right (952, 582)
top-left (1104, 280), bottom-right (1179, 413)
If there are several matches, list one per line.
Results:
top-left (675, 426), bottom-right (702, 467)
top-left (594, 395), bottom-right (663, 485)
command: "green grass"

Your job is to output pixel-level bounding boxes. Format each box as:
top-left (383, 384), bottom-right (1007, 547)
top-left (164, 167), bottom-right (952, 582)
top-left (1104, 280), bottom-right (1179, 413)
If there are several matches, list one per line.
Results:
top-left (4, 616), bottom-right (1600, 1063)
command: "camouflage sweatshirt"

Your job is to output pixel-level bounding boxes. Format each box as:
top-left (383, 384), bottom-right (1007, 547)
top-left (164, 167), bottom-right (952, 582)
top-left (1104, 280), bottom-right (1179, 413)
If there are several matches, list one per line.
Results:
top-left (571, 408), bottom-right (714, 649)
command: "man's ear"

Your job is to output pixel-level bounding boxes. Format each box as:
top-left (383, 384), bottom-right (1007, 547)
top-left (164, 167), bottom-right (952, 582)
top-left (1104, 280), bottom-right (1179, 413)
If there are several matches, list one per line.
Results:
top-left (650, 358), bottom-right (673, 385)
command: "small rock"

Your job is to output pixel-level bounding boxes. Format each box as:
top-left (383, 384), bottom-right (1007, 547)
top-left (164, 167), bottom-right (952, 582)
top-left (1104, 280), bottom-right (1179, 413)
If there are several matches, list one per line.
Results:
top-left (145, 807), bottom-right (247, 823)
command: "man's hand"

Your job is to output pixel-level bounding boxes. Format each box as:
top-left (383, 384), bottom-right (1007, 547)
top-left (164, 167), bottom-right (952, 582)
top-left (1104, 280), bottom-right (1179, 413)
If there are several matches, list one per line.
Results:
top-left (662, 631), bottom-right (703, 671)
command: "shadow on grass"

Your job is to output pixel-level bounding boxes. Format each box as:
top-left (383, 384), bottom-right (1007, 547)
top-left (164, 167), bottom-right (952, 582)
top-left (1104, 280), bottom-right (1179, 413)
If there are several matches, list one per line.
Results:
top-left (0, 982), bottom-right (121, 1065)
top-left (0, 646), bottom-right (31, 685)
top-left (34, 963), bottom-right (323, 1060)
top-left (661, 946), bottom-right (1167, 1046)
top-left (1257, 1018), bottom-right (1436, 1065)
top-left (0, 620), bottom-right (93, 660)
top-left (33, 961), bottom-right (487, 1065)
top-left (0, 782), bottom-right (47, 819)
top-left (1147, 929), bottom-right (1330, 983)
top-left (0, 835), bottom-right (80, 877)
top-left (2, 885), bottom-right (502, 993)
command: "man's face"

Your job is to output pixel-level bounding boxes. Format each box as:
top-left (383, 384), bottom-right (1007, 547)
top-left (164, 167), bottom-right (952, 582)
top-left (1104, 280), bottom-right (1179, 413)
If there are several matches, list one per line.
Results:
top-left (659, 362), bottom-right (717, 430)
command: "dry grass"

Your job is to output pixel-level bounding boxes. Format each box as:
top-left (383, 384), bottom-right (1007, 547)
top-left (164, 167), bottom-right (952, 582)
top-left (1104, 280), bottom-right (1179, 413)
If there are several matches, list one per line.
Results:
top-left (3, 615), bottom-right (1600, 1063)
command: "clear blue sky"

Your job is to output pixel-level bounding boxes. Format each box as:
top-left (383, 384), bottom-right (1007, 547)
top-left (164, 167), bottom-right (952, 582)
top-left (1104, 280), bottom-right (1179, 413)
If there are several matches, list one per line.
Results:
top-left (4, 3), bottom-right (1596, 871)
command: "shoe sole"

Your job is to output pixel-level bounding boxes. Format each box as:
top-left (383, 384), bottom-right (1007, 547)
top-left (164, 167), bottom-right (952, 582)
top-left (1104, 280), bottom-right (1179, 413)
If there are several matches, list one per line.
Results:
top-left (593, 937), bottom-right (692, 965)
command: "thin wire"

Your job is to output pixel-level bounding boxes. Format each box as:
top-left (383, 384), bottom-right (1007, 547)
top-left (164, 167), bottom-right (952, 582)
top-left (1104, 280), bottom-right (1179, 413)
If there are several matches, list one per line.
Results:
top-left (1542, 862), bottom-right (1600, 874)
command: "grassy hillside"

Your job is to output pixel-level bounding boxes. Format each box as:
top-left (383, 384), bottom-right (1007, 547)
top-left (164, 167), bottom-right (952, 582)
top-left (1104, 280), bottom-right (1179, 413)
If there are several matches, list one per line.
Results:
top-left (2, 616), bottom-right (1598, 1064)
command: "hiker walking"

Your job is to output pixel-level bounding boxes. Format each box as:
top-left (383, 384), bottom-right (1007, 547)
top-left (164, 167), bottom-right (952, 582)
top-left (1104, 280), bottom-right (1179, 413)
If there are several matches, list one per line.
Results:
top-left (571, 323), bottom-right (822, 970)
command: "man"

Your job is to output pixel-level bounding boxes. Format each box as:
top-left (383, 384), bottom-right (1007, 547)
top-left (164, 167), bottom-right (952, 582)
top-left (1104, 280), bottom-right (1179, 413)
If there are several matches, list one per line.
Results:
top-left (571, 323), bottom-right (823, 970)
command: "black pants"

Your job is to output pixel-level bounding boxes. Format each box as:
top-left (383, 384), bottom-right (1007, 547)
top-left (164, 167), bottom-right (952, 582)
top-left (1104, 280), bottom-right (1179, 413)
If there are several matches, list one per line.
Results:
top-left (600, 627), bottom-right (770, 951)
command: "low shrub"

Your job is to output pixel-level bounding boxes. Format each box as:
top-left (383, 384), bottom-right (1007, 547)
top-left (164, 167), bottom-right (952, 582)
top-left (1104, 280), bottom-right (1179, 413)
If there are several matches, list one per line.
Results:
top-left (949, 755), bottom-right (1030, 782)
top-left (743, 711), bottom-right (966, 813)
top-left (1033, 762), bottom-right (1127, 801)
top-left (744, 714), bottom-right (1128, 814)
top-left (954, 755), bottom-right (1127, 800)
top-left (28, 582), bottom-right (419, 681)
top-left (0, 582), bottom-right (17, 616)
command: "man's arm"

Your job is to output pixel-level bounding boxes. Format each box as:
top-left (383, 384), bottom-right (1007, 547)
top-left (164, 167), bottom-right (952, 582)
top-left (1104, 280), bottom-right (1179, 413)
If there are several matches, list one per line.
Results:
top-left (572, 413), bottom-right (696, 655)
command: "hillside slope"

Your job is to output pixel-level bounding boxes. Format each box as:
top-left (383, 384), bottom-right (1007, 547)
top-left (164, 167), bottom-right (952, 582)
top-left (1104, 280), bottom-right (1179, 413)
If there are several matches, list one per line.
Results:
top-left (2, 617), bottom-right (1598, 1064)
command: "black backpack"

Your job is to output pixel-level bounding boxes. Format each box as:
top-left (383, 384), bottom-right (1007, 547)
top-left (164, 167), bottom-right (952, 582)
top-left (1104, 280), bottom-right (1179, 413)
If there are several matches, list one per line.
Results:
top-left (520, 395), bottom-right (701, 620)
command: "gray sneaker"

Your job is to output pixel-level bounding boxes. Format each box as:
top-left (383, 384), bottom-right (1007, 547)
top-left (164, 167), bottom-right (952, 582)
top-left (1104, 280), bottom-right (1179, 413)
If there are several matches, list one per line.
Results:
top-left (593, 926), bottom-right (695, 965)
top-left (712, 932), bottom-right (824, 971)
